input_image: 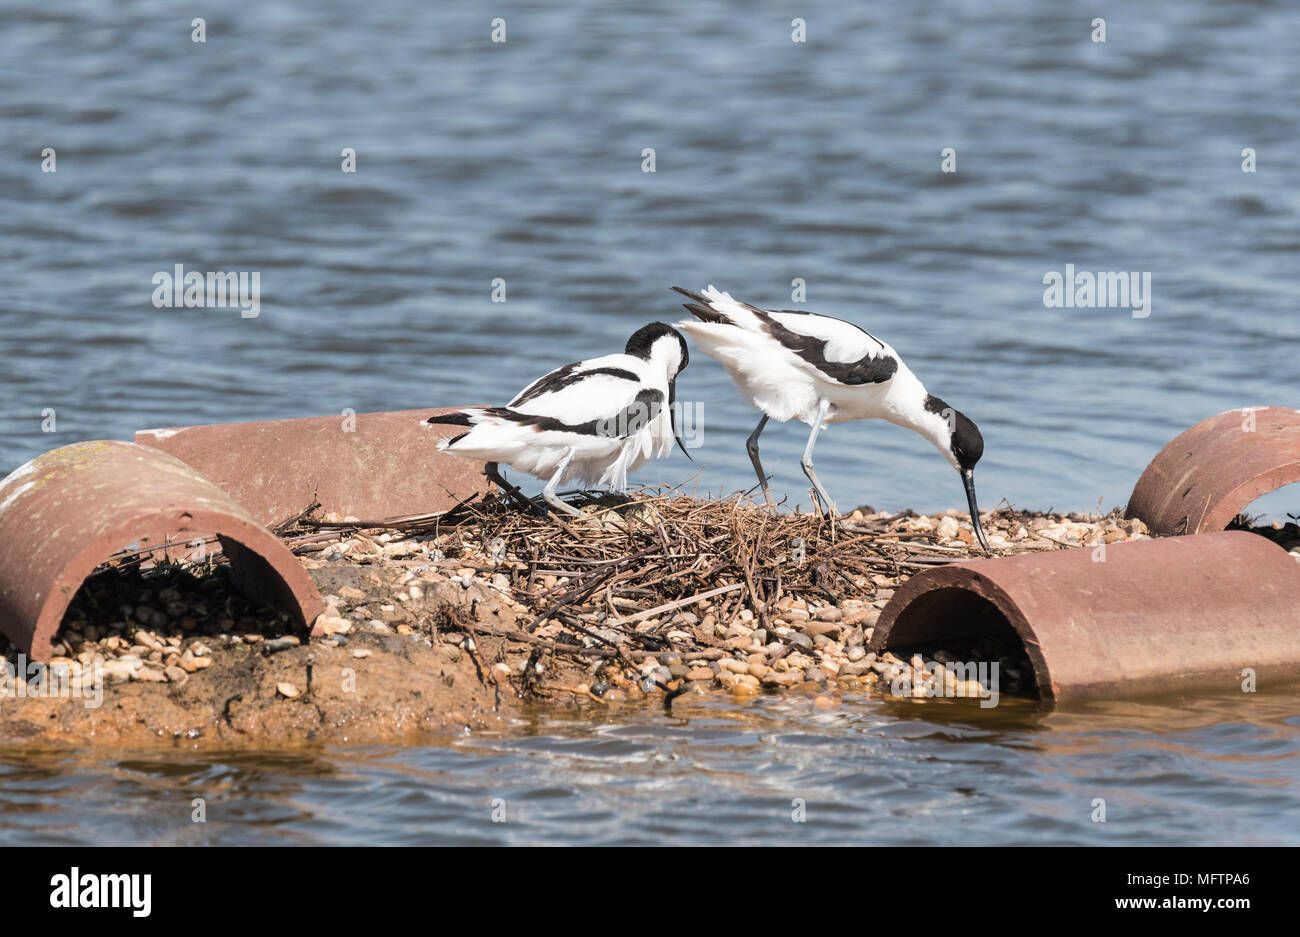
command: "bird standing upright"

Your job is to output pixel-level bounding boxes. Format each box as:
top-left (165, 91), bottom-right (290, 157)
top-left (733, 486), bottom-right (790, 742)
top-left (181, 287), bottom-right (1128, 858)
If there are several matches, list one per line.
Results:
top-left (426, 322), bottom-right (691, 516)
top-left (672, 285), bottom-right (992, 552)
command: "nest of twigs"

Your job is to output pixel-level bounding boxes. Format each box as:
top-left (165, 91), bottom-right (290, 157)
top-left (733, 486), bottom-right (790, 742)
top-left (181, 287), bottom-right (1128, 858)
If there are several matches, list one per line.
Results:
top-left (275, 488), bottom-right (985, 686)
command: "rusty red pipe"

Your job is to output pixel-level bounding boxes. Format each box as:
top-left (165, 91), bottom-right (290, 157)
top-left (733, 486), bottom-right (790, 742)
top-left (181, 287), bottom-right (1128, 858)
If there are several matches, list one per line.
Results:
top-left (1127, 406), bottom-right (1300, 536)
top-left (135, 407), bottom-right (489, 528)
top-left (868, 530), bottom-right (1300, 700)
top-left (0, 441), bottom-right (325, 661)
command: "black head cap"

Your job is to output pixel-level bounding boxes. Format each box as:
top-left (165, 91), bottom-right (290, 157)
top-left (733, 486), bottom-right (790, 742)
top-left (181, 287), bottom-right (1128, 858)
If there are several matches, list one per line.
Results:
top-left (626, 322), bottom-right (689, 375)
top-left (925, 395), bottom-right (984, 472)
top-left (951, 411), bottom-right (984, 472)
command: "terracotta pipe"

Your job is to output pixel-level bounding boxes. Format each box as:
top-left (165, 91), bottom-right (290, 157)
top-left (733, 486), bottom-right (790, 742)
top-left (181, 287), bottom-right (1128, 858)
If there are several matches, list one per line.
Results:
top-left (0, 441), bottom-right (325, 661)
top-left (868, 530), bottom-right (1300, 700)
top-left (1126, 406), bottom-right (1300, 536)
top-left (135, 407), bottom-right (489, 528)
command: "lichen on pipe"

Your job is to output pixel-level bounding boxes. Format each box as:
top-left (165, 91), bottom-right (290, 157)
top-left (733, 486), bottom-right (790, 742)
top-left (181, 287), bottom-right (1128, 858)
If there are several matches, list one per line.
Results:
top-left (868, 530), bottom-right (1300, 701)
top-left (0, 441), bottom-right (324, 661)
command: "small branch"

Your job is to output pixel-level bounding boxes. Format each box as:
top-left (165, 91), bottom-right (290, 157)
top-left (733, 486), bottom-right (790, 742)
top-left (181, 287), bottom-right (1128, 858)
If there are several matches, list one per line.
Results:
top-left (605, 582), bottom-right (744, 626)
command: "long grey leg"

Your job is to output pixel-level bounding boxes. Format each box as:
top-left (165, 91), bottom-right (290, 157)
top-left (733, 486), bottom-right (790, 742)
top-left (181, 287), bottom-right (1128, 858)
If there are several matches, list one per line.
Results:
top-left (745, 414), bottom-right (775, 509)
top-left (542, 449), bottom-right (584, 517)
top-left (801, 399), bottom-right (838, 517)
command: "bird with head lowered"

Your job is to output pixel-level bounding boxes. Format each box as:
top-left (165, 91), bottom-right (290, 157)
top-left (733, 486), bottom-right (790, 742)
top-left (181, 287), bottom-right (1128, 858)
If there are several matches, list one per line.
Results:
top-left (672, 285), bottom-right (992, 552)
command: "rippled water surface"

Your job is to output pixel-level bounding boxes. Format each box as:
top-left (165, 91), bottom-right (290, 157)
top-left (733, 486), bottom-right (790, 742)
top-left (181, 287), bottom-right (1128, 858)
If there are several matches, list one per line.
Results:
top-left (4, 0), bottom-right (1300, 513)
top-left (2, 691), bottom-right (1299, 846)
top-left (2, 1), bottom-right (1299, 844)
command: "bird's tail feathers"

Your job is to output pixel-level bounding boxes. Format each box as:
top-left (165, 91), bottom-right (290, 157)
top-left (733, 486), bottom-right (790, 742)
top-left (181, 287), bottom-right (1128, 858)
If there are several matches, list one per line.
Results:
top-left (428, 409), bottom-right (486, 452)
top-left (426, 411), bottom-right (475, 427)
top-left (671, 285), bottom-right (768, 331)
top-left (671, 286), bottom-right (733, 325)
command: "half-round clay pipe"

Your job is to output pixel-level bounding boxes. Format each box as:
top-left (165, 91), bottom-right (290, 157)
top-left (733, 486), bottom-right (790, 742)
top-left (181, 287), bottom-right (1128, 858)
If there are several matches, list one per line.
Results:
top-left (1126, 406), bottom-right (1300, 536)
top-left (0, 441), bottom-right (324, 662)
top-left (868, 530), bottom-right (1300, 701)
top-left (135, 407), bottom-right (489, 529)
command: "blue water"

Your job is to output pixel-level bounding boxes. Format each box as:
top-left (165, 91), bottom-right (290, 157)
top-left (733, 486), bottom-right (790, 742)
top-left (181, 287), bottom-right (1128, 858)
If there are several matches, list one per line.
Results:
top-left (1, 0), bottom-right (1298, 845)
top-left (2, 691), bottom-right (1298, 846)
top-left (4, 0), bottom-right (1299, 514)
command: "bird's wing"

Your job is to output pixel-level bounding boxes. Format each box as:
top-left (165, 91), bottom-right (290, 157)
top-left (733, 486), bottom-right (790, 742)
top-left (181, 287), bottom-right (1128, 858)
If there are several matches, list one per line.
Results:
top-left (673, 285), bottom-right (898, 386)
top-left (509, 354), bottom-right (641, 411)
top-left (506, 355), bottom-right (663, 437)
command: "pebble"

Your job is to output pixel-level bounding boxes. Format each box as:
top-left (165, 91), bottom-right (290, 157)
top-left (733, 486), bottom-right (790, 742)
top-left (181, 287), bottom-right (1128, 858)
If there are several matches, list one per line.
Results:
top-left (802, 621), bottom-right (841, 639)
top-left (787, 652), bottom-right (814, 670)
top-left (276, 682), bottom-right (301, 699)
top-left (731, 675), bottom-right (760, 694)
top-left (315, 614), bottom-right (352, 635)
top-left (102, 660), bottom-right (138, 684)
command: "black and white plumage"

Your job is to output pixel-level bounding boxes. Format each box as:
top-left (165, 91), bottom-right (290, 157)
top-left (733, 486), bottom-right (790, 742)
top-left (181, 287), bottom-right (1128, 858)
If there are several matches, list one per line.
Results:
top-left (673, 285), bottom-right (991, 552)
top-left (427, 322), bottom-right (691, 516)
